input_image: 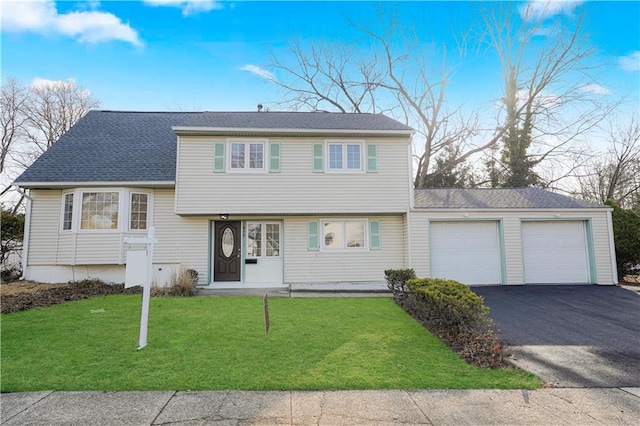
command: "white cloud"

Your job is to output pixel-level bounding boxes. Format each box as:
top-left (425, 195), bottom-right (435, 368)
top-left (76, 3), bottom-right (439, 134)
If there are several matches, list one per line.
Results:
top-left (239, 65), bottom-right (276, 82)
top-left (619, 51), bottom-right (640, 72)
top-left (579, 84), bottom-right (611, 95)
top-left (519, 1), bottom-right (585, 22)
top-left (31, 78), bottom-right (93, 96)
top-left (0, 0), bottom-right (141, 46)
top-left (143, 0), bottom-right (222, 16)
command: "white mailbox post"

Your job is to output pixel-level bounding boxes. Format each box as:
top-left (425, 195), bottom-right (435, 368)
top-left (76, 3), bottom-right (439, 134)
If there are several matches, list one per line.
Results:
top-left (124, 227), bottom-right (157, 349)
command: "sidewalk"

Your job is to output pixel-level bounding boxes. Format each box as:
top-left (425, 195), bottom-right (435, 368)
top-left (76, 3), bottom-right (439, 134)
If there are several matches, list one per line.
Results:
top-left (2, 388), bottom-right (639, 425)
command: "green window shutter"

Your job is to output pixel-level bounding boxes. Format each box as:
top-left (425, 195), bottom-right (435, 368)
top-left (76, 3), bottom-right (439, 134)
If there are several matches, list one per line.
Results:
top-left (308, 221), bottom-right (319, 251)
top-left (370, 220), bottom-right (381, 250)
top-left (366, 143), bottom-right (378, 173)
top-left (312, 143), bottom-right (324, 173)
top-left (269, 142), bottom-right (281, 173)
top-left (213, 142), bottom-right (225, 173)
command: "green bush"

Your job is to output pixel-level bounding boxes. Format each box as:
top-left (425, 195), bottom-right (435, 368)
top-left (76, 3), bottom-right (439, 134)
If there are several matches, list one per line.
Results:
top-left (400, 278), bottom-right (506, 368)
top-left (606, 200), bottom-right (640, 280)
top-left (384, 268), bottom-right (416, 298)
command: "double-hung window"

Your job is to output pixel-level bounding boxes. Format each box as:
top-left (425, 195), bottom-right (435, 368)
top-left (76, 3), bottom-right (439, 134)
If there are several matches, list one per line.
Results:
top-left (327, 143), bottom-right (362, 172)
top-left (247, 222), bottom-right (281, 258)
top-left (229, 141), bottom-right (265, 172)
top-left (322, 220), bottom-right (366, 250)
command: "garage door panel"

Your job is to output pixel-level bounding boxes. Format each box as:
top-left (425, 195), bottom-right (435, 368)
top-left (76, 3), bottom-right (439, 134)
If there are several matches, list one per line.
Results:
top-left (430, 221), bottom-right (501, 285)
top-left (523, 221), bottom-right (589, 284)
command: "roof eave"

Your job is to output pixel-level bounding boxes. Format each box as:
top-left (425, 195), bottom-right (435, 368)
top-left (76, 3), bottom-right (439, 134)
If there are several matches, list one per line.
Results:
top-left (172, 126), bottom-right (414, 138)
top-left (14, 181), bottom-right (176, 189)
top-left (411, 206), bottom-right (612, 212)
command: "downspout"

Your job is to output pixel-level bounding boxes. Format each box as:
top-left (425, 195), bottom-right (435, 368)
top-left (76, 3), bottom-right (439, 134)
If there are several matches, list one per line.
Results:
top-left (606, 209), bottom-right (618, 284)
top-left (406, 138), bottom-right (414, 268)
top-left (16, 187), bottom-right (33, 280)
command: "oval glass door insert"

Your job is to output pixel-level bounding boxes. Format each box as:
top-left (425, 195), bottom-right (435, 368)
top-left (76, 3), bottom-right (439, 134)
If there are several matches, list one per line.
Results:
top-left (221, 228), bottom-right (234, 258)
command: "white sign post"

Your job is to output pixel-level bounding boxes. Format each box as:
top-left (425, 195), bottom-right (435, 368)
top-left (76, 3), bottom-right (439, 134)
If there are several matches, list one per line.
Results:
top-left (124, 227), bottom-right (157, 350)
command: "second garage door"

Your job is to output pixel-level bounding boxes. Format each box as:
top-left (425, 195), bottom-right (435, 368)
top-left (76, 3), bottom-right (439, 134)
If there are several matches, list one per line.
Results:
top-left (430, 221), bottom-right (501, 285)
top-left (522, 221), bottom-right (590, 284)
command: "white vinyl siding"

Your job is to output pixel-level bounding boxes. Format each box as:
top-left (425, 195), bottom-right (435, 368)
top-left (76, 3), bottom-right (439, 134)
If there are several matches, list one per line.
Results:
top-left (285, 216), bottom-right (405, 284)
top-left (408, 210), bottom-right (615, 285)
top-left (175, 136), bottom-right (410, 214)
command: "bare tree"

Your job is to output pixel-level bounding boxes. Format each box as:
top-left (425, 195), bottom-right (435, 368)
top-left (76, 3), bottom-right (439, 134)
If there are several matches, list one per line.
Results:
top-left (13, 79), bottom-right (100, 169)
top-left (0, 78), bottom-right (99, 209)
top-left (577, 114), bottom-right (640, 209)
top-left (479, 2), bottom-right (614, 188)
top-left (269, 7), bottom-right (479, 188)
top-left (1, 79), bottom-right (29, 174)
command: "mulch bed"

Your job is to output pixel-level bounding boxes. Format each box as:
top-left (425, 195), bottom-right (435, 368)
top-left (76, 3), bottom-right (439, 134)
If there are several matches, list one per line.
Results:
top-left (1, 280), bottom-right (140, 314)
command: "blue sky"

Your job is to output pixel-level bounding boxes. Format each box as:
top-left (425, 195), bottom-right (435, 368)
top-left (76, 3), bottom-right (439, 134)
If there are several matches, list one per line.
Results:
top-left (1, 0), bottom-right (639, 114)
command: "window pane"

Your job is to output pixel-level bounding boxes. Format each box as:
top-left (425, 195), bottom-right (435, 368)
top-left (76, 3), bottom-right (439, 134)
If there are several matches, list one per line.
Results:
top-left (231, 143), bottom-right (245, 168)
top-left (63, 193), bottom-right (73, 230)
top-left (346, 221), bottom-right (365, 248)
top-left (247, 223), bottom-right (262, 257)
top-left (249, 143), bottom-right (264, 169)
top-left (347, 144), bottom-right (361, 169)
top-left (329, 144), bottom-right (342, 169)
top-left (323, 222), bottom-right (344, 249)
top-left (81, 192), bottom-right (119, 229)
top-left (266, 223), bottom-right (280, 257)
top-left (130, 193), bottom-right (148, 230)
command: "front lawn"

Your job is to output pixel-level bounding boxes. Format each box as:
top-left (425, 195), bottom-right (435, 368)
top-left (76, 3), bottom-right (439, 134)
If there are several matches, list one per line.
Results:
top-left (0, 296), bottom-right (539, 391)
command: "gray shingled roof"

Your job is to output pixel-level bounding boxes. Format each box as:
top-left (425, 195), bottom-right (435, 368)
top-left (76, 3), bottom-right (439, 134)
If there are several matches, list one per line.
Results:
top-left (179, 111), bottom-right (414, 131)
top-left (14, 110), bottom-right (412, 185)
top-left (414, 188), bottom-right (607, 209)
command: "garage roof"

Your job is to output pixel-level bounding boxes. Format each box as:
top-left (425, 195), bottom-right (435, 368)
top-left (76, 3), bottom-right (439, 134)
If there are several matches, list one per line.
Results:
top-left (414, 188), bottom-right (607, 209)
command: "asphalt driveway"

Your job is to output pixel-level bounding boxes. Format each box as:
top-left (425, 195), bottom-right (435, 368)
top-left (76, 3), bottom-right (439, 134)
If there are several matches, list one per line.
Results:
top-left (473, 285), bottom-right (640, 388)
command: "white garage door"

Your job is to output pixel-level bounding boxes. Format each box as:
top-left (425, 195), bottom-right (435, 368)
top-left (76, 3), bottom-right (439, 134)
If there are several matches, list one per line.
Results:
top-left (522, 221), bottom-right (589, 284)
top-left (430, 221), bottom-right (501, 285)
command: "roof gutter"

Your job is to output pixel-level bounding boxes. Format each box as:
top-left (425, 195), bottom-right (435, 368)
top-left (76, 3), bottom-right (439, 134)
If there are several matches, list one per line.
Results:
top-left (14, 181), bottom-right (176, 189)
top-left (172, 126), bottom-right (414, 138)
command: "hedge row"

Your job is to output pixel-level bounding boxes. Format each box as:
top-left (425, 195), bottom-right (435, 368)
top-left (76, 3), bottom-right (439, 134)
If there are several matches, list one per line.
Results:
top-left (385, 269), bottom-right (507, 368)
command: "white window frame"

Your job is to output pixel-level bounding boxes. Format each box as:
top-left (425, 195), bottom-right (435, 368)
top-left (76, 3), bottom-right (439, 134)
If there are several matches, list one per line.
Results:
top-left (60, 191), bottom-right (76, 232)
top-left (320, 219), bottom-right (369, 251)
top-left (127, 190), bottom-right (153, 232)
top-left (325, 141), bottom-right (364, 173)
top-left (227, 139), bottom-right (268, 173)
top-left (60, 188), bottom-right (153, 233)
top-left (246, 221), bottom-right (281, 258)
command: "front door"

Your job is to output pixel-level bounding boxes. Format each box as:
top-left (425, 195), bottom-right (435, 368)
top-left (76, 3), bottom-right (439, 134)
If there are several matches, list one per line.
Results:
top-left (214, 221), bottom-right (241, 282)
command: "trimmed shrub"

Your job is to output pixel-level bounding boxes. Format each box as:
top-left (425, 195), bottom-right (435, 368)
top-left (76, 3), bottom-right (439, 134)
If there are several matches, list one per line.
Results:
top-left (384, 268), bottom-right (416, 298)
top-left (399, 278), bottom-right (507, 368)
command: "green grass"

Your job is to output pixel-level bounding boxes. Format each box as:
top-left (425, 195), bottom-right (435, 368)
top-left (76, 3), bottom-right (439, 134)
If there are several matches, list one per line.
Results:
top-left (0, 296), bottom-right (539, 392)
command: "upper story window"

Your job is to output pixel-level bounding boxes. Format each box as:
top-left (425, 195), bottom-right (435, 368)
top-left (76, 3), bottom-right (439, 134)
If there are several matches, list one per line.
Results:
top-left (81, 192), bottom-right (119, 230)
top-left (327, 142), bottom-right (363, 172)
top-left (229, 141), bottom-right (265, 172)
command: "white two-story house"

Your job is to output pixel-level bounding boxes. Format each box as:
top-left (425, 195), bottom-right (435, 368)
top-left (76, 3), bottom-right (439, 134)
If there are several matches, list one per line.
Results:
top-left (13, 111), bottom-right (618, 288)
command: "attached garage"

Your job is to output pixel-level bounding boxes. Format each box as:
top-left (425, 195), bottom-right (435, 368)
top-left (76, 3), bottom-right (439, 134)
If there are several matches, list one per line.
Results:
top-left (410, 188), bottom-right (617, 286)
top-left (522, 221), bottom-right (590, 284)
top-left (430, 221), bottom-right (502, 285)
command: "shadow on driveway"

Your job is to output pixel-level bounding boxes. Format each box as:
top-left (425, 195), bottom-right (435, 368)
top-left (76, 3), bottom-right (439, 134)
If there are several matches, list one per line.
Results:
top-left (473, 285), bottom-right (640, 387)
